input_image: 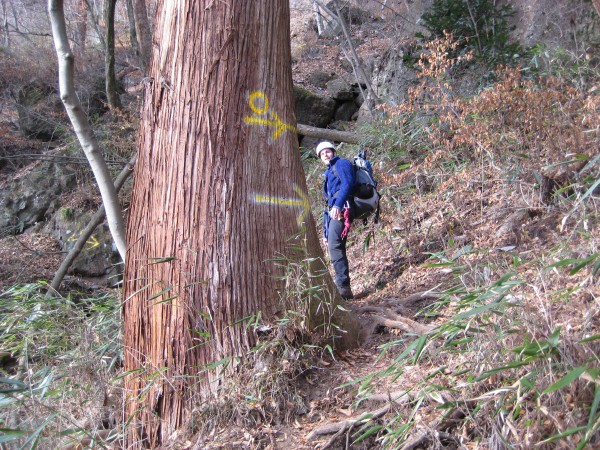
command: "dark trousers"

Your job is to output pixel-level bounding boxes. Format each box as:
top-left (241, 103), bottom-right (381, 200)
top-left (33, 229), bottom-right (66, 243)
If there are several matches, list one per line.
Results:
top-left (327, 218), bottom-right (350, 288)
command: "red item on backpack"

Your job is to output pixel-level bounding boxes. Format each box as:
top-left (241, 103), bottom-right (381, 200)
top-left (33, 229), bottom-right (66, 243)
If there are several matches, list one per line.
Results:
top-left (340, 206), bottom-right (352, 239)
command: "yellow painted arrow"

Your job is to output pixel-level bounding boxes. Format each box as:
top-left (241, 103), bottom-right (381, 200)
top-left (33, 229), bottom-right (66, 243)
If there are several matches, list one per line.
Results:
top-left (243, 91), bottom-right (297, 140)
top-left (253, 183), bottom-right (310, 226)
top-left (85, 235), bottom-right (100, 250)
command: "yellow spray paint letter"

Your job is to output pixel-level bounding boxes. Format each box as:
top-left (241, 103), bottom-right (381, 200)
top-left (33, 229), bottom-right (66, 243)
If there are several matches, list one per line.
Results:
top-left (243, 91), bottom-right (296, 140)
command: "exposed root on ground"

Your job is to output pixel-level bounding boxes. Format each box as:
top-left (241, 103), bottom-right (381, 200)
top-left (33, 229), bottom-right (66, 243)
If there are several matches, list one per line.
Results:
top-left (357, 305), bottom-right (433, 335)
top-left (307, 391), bottom-right (410, 448)
top-left (398, 428), bottom-right (461, 450)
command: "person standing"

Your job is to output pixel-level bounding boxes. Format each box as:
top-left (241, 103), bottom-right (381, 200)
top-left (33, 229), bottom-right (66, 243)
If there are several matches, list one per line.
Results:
top-left (316, 141), bottom-right (355, 299)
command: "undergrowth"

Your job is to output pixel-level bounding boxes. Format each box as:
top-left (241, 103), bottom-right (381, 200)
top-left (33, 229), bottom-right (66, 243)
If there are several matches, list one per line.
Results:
top-left (0, 283), bottom-right (122, 448)
top-left (347, 33), bottom-right (599, 449)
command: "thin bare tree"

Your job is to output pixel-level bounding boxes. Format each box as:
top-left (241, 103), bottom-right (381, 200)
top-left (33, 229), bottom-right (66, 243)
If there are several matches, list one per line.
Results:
top-left (104, 0), bottom-right (120, 109)
top-left (48, 0), bottom-right (127, 261)
top-left (74, 0), bottom-right (87, 50)
top-left (125, 0), bottom-right (140, 61)
top-left (131, 0), bottom-right (151, 73)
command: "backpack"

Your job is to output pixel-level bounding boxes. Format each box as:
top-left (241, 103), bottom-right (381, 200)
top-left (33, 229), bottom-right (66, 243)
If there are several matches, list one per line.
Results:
top-left (332, 150), bottom-right (381, 223)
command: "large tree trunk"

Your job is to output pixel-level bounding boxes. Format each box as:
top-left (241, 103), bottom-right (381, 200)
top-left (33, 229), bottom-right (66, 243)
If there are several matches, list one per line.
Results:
top-left (104, 0), bottom-right (120, 109)
top-left (123, 0), bottom-right (359, 447)
top-left (131, 0), bottom-right (151, 73)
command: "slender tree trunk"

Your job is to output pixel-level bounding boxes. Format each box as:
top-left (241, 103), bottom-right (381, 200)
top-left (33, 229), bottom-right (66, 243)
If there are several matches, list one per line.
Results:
top-left (123, 0), bottom-right (358, 446)
top-left (75, 0), bottom-right (87, 50)
top-left (125, 0), bottom-right (140, 61)
top-left (313, 0), bottom-right (324, 35)
top-left (9, 0), bottom-right (16, 32)
top-left (331, 0), bottom-right (378, 111)
top-left (48, 0), bottom-right (127, 261)
top-left (1, 0), bottom-right (8, 47)
top-left (131, 0), bottom-right (151, 73)
top-left (104, 0), bottom-right (121, 109)
top-left (85, 0), bottom-right (105, 51)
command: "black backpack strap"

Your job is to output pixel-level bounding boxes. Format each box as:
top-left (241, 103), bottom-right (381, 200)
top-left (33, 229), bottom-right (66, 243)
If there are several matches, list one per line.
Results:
top-left (331, 163), bottom-right (339, 180)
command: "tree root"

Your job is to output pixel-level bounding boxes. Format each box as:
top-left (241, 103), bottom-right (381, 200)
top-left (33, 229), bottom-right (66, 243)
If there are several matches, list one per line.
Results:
top-left (383, 291), bottom-right (442, 308)
top-left (399, 427), bottom-right (460, 450)
top-left (307, 391), bottom-right (410, 445)
top-left (357, 306), bottom-right (433, 335)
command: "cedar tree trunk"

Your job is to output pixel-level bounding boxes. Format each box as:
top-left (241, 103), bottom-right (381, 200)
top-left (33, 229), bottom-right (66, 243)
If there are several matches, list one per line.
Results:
top-left (123, 0), bottom-right (359, 447)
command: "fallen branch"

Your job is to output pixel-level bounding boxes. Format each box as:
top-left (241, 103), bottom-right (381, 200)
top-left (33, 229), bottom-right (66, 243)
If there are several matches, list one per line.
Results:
top-left (307, 403), bottom-right (391, 441)
top-left (384, 291), bottom-right (443, 308)
top-left (308, 390), bottom-right (411, 443)
top-left (297, 123), bottom-right (360, 145)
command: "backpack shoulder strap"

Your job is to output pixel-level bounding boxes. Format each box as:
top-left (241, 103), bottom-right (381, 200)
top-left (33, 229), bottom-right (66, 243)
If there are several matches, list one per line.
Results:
top-left (330, 162), bottom-right (340, 179)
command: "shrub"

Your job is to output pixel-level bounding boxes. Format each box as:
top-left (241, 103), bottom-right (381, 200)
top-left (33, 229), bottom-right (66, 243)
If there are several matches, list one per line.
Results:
top-left (419, 0), bottom-right (524, 66)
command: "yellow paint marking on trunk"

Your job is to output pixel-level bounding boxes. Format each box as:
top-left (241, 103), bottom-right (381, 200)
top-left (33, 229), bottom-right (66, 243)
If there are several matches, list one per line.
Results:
top-left (243, 91), bottom-right (297, 140)
top-left (253, 183), bottom-right (310, 226)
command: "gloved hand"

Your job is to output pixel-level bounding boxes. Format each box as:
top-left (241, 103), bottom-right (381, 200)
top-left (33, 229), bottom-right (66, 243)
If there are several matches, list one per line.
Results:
top-left (330, 206), bottom-right (342, 220)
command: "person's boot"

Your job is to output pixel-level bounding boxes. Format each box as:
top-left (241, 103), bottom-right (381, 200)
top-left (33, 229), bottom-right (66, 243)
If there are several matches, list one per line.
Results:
top-left (336, 284), bottom-right (354, 300)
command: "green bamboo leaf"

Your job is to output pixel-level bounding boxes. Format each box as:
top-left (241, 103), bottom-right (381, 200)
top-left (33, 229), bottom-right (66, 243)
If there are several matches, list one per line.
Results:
top-left (543, 366), bottom-right (587, 394)
top-left (0, 428), bottom-right (30, 444)
top-left (588, 386), bottom-right (600, 428)
top-left (413, 335), bottom-right (428, 363)
top-left (452, 301), bottom-right (505, 321)
top-left (539, 426), bottom-right (586, 444)
top-left (578, 334), bottom-right (600, 344)
top-left (476, 360), bottom-right (531, 381)
top-left (0, 378), bottom-right (26, 389)
top-left (569, 254), bottom-right (599, 275)
top-left (353, 424), bottom-right (383, 443)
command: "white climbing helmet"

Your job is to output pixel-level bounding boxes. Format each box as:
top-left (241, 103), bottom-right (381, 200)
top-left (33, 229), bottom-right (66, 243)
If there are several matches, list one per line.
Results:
top-left (315, 141), bottom-right (336, 157)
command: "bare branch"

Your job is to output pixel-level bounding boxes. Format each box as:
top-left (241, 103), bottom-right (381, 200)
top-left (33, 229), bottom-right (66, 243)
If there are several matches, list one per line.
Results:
top-left (48, 154), bottom-right (136, 294)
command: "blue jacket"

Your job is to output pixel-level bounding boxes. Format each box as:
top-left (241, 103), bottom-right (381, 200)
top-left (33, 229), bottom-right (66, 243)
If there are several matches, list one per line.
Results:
top-left (322, 156), bottom-right (355, 239)
top-left (323, 156), bottom-right (355, 208)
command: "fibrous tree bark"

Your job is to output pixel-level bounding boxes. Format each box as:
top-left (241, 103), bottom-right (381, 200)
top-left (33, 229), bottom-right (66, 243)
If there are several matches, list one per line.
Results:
top-left (123, 0), bottom-right (359, 447)
top-left (48, 0), bottom-right (127, 261)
